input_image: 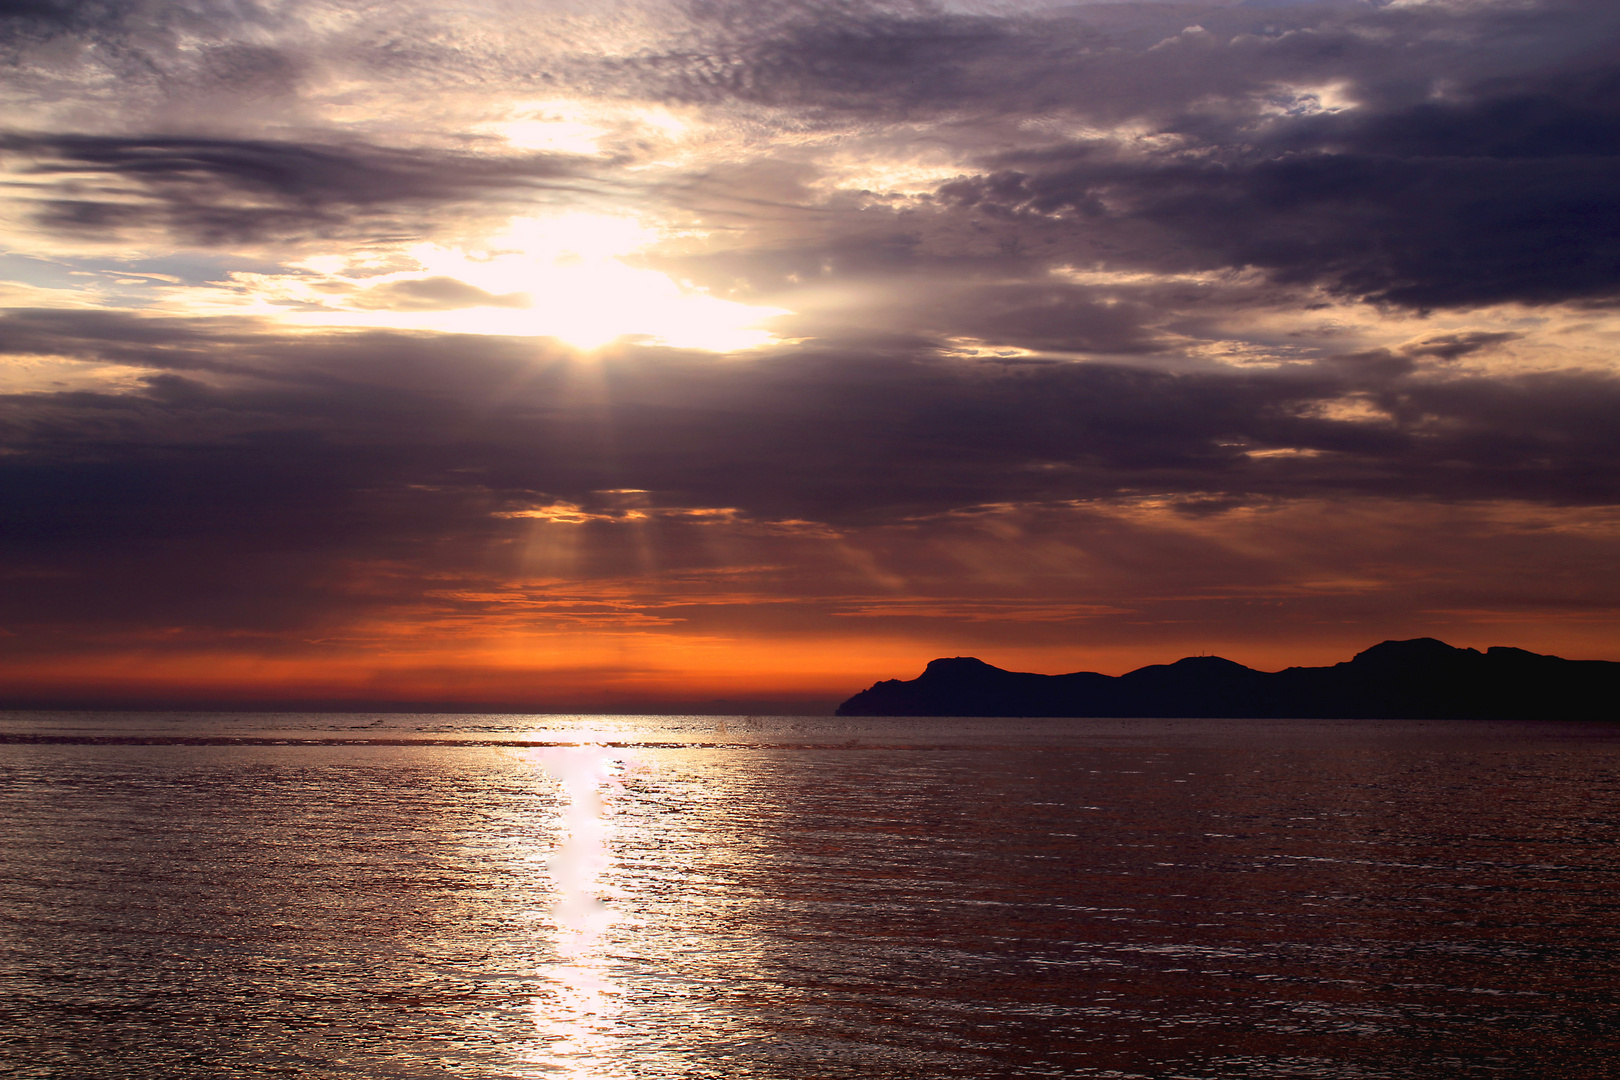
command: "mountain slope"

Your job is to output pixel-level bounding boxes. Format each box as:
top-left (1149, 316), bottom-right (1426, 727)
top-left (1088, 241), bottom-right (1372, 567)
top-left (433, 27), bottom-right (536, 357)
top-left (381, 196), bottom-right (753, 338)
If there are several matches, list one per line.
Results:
top-left (836, 639), bottom-right (1620, 719)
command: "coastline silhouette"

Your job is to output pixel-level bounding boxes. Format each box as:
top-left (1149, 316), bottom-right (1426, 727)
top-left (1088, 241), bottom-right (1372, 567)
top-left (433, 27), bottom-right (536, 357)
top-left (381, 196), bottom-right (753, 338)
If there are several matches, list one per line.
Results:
top-left (837, 638), bottom-right (1620, 719)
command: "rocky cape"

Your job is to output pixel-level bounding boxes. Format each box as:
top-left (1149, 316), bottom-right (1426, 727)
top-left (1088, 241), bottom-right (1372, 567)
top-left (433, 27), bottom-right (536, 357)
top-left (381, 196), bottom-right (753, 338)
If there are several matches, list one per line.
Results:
top-left (835, 639), bottom-right (1619, 720)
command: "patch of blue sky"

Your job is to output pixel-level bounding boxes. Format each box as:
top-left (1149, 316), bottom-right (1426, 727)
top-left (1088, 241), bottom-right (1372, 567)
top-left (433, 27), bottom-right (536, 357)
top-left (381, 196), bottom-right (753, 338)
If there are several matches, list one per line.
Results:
top-left (0, 250), bottom-right (281, 290)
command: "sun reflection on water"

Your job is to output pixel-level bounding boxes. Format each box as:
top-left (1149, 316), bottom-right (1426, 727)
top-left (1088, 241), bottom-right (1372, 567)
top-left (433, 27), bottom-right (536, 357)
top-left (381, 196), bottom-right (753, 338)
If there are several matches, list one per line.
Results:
top-left (525, 744), bottom-right (630, 1079)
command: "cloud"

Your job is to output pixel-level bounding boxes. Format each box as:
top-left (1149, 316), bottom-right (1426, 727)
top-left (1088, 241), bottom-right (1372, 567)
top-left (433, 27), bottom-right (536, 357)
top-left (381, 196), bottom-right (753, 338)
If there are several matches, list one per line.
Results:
top-left (351, 276), bottom-right (530, 311)
top-left (0, 133), bottom-right (593, 246)
top-left (3, 314), bottom-right (1618, 545)
top-left (617, 0), bottom-right (1620, 310)
top-left (1401, 332), bottom-right (1521, 362)
top-left (936, 70), bottom-right (1620, 308)
top-left (0, 0), bottom-right (151, 38)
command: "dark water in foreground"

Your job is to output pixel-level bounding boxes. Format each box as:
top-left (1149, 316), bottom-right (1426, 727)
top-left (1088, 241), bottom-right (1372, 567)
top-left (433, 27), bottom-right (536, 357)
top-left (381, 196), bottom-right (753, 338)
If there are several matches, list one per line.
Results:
top-left (1, 713), bottom-right (1617, 1079)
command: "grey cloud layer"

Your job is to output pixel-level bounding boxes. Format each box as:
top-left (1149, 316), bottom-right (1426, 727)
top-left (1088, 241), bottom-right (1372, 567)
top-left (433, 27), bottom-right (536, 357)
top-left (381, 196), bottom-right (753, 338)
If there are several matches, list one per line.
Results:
top-left (0, 134), bottom-right (592, 245)
top-left (618, 0), bottom-right (1620, 310)
top-left (7, 1), bottom-right (1616, 309)
top-left (3, 313), bottom-right (1616, 636)
top-left (942, 77), bottom-right (1620, 308)
top-left (4, 315), bottom-right (1616, 520)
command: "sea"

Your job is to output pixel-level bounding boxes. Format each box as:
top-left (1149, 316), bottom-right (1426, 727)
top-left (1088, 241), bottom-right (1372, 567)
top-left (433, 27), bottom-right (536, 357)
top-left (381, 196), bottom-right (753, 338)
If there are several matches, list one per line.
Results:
top-left (1, 711), bottom-right (1617, 1079)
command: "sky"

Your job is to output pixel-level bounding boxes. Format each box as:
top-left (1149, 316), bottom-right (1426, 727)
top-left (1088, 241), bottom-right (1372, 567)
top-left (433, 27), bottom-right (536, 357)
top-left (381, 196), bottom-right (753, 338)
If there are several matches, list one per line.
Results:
top-left (2, 0), bottom-right (1619, 711)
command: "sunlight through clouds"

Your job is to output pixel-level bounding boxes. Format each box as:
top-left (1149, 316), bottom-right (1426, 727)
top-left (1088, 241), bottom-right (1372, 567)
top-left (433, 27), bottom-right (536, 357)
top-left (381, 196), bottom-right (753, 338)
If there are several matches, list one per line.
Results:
top-left (207, 213), bottom-right (789, 351)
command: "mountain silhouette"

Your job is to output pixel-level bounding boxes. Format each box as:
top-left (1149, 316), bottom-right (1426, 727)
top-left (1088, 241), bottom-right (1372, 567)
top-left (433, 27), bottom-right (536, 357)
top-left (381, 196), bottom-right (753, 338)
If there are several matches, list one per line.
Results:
top-left (835, 639), bottom-right (1619, 719)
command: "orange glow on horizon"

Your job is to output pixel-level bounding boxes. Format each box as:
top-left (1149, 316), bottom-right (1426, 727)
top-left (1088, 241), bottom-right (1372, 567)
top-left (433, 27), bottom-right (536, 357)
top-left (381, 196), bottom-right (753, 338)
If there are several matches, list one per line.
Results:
top-left (6, 618), bottom-right (1620, 710)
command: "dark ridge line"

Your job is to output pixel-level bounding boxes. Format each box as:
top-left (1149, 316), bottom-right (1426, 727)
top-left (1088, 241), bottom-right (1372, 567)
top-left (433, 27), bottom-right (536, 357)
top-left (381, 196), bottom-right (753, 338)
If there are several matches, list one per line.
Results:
top-left (837, 638), bottom-right (1620, 719)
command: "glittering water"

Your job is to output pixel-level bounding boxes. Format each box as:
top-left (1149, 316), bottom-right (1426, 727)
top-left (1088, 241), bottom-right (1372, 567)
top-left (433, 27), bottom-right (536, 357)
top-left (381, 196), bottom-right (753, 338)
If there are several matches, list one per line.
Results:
top-left (2, 714), bottom-right (1618, 1078)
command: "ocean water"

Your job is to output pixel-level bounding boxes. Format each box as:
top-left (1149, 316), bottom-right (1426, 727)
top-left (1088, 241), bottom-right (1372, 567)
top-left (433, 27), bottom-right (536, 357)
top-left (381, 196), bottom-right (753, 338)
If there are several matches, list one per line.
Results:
top-left (1, 712), bottom-right (1617, 1079)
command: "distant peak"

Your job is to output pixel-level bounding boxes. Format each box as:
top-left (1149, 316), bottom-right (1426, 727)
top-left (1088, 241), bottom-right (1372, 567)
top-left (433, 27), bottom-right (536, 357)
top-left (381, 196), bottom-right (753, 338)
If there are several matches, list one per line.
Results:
top-left (1351, 638), bottom-right (1475, 665)
top-left (922, 656), bottom-right (1005, 676)
top-left (1166, 655), bottom-right (1250, 671)
top-left (1120, 654), bottom-right (1258, 681)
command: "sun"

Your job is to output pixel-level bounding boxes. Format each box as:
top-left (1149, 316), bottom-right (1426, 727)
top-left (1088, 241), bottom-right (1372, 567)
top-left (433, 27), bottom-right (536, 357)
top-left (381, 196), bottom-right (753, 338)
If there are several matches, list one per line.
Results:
top-left (268, 214), bottom-right (790, 353)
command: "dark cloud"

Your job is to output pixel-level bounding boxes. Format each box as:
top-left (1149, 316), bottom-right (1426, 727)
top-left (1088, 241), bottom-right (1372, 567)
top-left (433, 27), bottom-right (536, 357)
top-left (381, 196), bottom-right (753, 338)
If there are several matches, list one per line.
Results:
top-left (7, 312), bottom-right (1617, 520)
top-left (934, 69), bottom-right (1620, 309)
top-left (630, 0), bottom-right (1620, 310)
top-left (0, 0), bottom-right (131, 35)
top-left (0, 133), bottom-right (592, 245)
top-left (2, 312), bottom-right (1616, 651)
top-left (642, 0), bottom-right (1615, 121)
top-left (1402, 332), bottom-right (1522, 362)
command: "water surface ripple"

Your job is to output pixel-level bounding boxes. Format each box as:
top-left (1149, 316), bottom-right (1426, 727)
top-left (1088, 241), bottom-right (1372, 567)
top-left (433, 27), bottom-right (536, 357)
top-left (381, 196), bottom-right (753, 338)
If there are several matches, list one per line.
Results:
top-left (1, 714), bottom-right (1616, 1078)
